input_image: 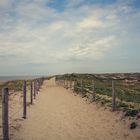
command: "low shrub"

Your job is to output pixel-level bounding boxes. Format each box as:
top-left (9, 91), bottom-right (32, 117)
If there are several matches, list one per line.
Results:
top-left (125, 109), bottom-right (139, 117)
top-left (118, 102), bottom-right (129, 108)
top-left (130, 122), bottom-right (137, 129)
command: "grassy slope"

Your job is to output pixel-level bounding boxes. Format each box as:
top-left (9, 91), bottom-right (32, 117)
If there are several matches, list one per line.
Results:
top-left (56, 73), bottom-right (140, 110)
top-left (0, 80), bottom-right (32, 101)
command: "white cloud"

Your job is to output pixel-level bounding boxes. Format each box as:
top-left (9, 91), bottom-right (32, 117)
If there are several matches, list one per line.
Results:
top-left (68, 36), bottom-right (116, 59)
top-left (0, 0), bottom-right (139, 74)
top-left (77, 16), bottom-right (103, 29)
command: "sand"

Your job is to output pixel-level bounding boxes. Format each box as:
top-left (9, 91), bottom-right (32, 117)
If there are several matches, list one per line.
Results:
top-left (1, 78), bottom-right (140, 140)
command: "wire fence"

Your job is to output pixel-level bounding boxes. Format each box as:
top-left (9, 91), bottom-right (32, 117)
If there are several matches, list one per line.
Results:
top-left (56, 74), bottom-right (140, 111)
top-left (1, 74), bottom-right (140, 139)
top-left (1, 77), bottom-right (44, 140)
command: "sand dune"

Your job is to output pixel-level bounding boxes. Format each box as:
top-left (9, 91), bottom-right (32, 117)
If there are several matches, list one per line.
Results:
top-left (1, 78), bottom-right (140, 140)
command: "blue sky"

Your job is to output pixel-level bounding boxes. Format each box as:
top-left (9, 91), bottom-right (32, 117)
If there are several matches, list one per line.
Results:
top-left (0, 0), bottom-right (140, 75)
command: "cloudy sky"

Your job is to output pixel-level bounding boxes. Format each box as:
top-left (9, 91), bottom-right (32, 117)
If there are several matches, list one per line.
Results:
top-left (0, 0), bottom-right (140, 75)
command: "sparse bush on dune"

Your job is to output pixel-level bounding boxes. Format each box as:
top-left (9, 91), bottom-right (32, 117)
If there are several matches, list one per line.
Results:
top-left (125, 109), bottom-right (139, 117)
top-left (130, 122), bottom-right (137, 129)
top-left (118, 102), bottom-right (129, 108)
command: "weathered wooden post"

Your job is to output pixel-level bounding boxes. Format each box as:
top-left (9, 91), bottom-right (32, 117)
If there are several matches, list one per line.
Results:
top-left (30, 81), bottom-right (33, 105)
top-left (37, 80), bottom-right (39, 92)
top-left (63, 79), bottom-right (65, 88)
top-left (23, 81), bottom-right (27, 119)
top-left (38, 80), bottom-right (39, 92)
top-left (2, 87), bottom-right (9, 140)
top-left (70, 78), bottom-right (72, 91)
top-left (36, 80), bottom-right (38, 94)
top-left (34, 80), bottom-right (36, 99)
top-left (66, 79), bottom-right (68, 89)
top-left (59, 80), bottom-right (60, 86)
top-left (38, 79), bottom-right (40, 91)
top-left (112, 80), bottom-right (116, 111)
top-left (36, 80), bottom-right (38, 92)
top-left (92, 80), bottom-right (95, 101)
top-left (80, 79), bottom-right (83, 95)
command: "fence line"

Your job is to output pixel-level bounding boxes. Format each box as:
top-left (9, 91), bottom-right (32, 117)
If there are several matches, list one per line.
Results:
top-left (1, 77), bottom-right (44, 140)
top-left (2, 76), bottom-right (138, 139)
top-left (34, 80), bottom-right (36, 99)
top-left (23, 81), bottom-right (26, 119)
top-left (56, 78), bottom-right (118, 111)
top-left (55, 76), bottom-right (140, 113)
top-left (30, 81), bottom-right (33, 105)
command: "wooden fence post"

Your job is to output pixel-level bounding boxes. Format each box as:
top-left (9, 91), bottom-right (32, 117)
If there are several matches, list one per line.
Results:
top-left (63, 79), bottom-right (65, 88)
top-left (66, 79), bottom-right (68, 89)
top-left (92, 80), bottom-right (95, 101)
top-left (34, 80), bottom-right (36, 99)
top-left (70, 78), bottom-right (72, 91)
top-left (80, 79), bottom-right (83, 95)
top-left (38, 80), bottom-right (39, 92)
top-left (112, 80), bottom-right (116, 111)
top-left (30, 81), bottom-right (33, 105)
top-left (36, 80), bottom-right (38, 94)
top-left (36, 80), bottom-right (38, 93)
top-left (2, 87), bottom-right (9, 140)
top-left (23, 81), bottom-right (27, 119)
top-left (37, 80), bottom-right (39, 93)
top-left (38, 79), bottom-right (41, 90)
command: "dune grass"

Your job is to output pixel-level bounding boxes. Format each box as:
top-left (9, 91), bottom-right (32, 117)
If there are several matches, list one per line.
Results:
top-left (56, 73), bottom-right (140, 110)
top-left (0, 80), bottom-right (33, 101)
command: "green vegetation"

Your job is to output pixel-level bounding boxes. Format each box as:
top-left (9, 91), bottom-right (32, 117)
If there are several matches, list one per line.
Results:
top-left (118, 102), bottom-right (129, 108)
top-left (4, 80), bottom-right (32, 92)
top-left (0, 80), bottom-right (33, 101)
top-left (56, 73), bottom-right (140, 110)
top-left (130, 122), bottom-right (137, 129)
top-left (7, 80), bottom-right (23, 91)
top-left (125, 109), bottom-right (139, 117)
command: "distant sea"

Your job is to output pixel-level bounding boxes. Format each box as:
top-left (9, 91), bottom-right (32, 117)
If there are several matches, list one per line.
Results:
top-left (0, 76), bottom-right (44, 83)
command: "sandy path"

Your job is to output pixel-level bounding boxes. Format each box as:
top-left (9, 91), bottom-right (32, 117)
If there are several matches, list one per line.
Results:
top-left (12, 78), bottom-right (140, 140)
